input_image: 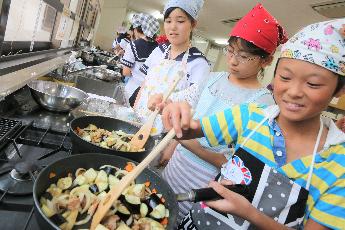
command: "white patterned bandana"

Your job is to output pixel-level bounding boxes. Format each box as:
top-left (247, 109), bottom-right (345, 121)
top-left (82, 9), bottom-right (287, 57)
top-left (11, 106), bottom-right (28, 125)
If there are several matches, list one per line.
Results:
top-left (280, 18), bottom-right (345, 76)
top-left (131, 13), bottom-right (160, 38)
top-left (163, 0), bottom-right (204, 20)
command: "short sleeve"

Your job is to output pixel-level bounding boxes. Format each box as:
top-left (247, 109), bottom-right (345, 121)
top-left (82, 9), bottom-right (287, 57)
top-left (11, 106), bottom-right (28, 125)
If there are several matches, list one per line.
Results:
top-left (120, 43), bottom-right (135, 68)
top-left (188, 58), bottom-right (210, 87)
top-left (200, 104), bottom-right (252, 147)
top-left (139, 47), bottom-right (161, 76)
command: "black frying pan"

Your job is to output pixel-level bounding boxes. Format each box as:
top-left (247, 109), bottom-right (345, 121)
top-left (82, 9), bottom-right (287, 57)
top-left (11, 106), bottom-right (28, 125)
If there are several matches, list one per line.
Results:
top-left (70, 116), bottom-right (156, 162)
top-left (33, 153), bottom-right (178, 230)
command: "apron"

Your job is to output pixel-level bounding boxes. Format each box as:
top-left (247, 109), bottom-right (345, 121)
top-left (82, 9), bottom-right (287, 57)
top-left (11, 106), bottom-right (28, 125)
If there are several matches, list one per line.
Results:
top-left (179, 72), bottom-right (271, 169)
top-left (178, 109), bottom-right (324, 230)
top-left (135, 45), bottom-right (189, 135)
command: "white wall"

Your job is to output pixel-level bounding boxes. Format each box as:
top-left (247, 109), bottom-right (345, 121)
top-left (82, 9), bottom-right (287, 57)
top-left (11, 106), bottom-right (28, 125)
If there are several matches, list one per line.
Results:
top-left (93, 2), bottom-right (127, 51)
top-left (4, 0), bottom-right (52, 41)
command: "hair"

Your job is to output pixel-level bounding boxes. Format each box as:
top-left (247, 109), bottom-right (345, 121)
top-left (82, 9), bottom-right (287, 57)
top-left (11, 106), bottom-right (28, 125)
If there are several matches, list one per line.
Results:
top-left (117, 33), bottom-right (129, 41)
top-left (228, 36), bottom-right (270, 59)
top-left (164, 7), bottom-right (195, 40)
top-left (273, 58), bottom-right (345, 95)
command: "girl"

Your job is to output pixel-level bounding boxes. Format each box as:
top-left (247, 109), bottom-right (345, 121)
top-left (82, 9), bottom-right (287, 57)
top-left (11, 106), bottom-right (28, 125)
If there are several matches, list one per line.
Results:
top-left (134, 0), bottom-right (210, 136)
top-left (120, 13), bottom-right (159, 106)
top-left (162, 18), bottom-right (345, 230)
top-left (160, 3), bottom-right (288, 221)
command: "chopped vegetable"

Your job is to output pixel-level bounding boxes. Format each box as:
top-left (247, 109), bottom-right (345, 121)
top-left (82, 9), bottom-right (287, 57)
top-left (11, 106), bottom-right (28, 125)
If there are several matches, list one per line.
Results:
top-left (49, 172), bottom-right (56, 178)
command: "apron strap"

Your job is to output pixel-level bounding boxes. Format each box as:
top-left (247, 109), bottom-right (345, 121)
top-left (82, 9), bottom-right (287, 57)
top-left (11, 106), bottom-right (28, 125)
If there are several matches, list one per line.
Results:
top-left (240, 107), bottom-right (323, 191)
top-left (306, 117), bottom-right (323, 190)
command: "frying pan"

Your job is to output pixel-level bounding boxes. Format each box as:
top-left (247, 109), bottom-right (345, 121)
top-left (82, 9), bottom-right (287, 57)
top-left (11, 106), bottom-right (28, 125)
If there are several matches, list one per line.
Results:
top-left (70, 116), bottom-right (156, 162)
top-left (33, 153), bottom-right (178, 230)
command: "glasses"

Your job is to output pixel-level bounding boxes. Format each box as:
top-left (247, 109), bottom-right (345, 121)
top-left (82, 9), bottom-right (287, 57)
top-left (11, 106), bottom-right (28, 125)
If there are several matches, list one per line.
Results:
top-left (222, 47), bottom-right (259, 64)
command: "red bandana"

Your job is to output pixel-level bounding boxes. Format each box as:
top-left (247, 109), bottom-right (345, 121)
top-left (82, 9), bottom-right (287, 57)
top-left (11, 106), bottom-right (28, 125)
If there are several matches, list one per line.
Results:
top-left (230, 3), bottom-right (288, 54)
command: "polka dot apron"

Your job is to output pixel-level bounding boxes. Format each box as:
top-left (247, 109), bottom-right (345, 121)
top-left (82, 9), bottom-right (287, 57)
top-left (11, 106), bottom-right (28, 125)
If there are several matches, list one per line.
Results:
top-left (178, 109), bottom-right (323, 229)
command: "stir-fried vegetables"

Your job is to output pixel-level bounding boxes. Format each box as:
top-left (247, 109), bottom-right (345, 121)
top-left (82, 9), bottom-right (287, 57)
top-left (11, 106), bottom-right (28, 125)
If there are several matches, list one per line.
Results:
top-left (39, 164), bottom-right (169, 230)
top-left (74, 124), bottom-right (145, 152)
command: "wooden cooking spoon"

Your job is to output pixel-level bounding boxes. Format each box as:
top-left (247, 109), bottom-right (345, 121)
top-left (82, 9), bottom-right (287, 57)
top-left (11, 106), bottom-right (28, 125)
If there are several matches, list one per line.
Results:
top-left (90, 128), bottom-right (176, 230)
top-left (129, 69), bottom-right (184, 150)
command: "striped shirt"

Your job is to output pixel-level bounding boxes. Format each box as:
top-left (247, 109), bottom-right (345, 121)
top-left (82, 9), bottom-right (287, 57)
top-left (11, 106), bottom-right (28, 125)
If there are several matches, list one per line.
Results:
top-left (201, 103), bottom-right (345, 229)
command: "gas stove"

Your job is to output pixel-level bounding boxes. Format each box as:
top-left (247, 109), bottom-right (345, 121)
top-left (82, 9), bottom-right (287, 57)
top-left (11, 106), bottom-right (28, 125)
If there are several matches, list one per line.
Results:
top-left (0, 86), bottom-right (73, 229)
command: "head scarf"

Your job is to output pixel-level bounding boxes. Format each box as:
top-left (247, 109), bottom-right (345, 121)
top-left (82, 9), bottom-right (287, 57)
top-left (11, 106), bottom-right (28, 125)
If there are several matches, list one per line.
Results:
top-left (280, 19), bottom-right (345, 76)
top-left (131, 13), bottom-right (160, 38)
top-left (163, 0), bottom-right (204, 20)
top-left (230, 3), bottom-right (288, 54)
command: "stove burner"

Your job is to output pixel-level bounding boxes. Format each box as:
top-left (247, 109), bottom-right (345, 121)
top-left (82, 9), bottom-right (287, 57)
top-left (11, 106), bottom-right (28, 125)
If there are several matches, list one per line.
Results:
top-left (0, 171), bottom-right (34, 195)
top-left (14, 161), bottom-right (38, 175)
top-left (10, 169), bottom-right (32, 182)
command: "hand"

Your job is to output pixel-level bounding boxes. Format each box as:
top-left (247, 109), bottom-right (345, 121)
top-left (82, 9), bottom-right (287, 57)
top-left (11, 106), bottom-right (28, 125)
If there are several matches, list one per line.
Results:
top-left (336, 117), bottom-right (345, 132)
top-left (340, 24), bottom-right (345, 38)
top-left (205, 180), bottom-right (252, 219)
top-left (158, 140), bottom-right (178, 167)
top-left (161, 102), bottom-right (199, 138)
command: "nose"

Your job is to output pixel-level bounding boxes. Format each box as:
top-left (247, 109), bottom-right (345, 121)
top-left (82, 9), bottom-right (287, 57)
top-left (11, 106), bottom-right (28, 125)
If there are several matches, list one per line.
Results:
top-left (286, 81), bottom-right (303, 98)
top-left (228, 54), bottom-right (239, 66)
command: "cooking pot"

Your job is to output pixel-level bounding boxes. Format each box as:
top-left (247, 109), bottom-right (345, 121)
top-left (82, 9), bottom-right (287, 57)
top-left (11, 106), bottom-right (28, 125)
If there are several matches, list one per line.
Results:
top-left (33, 153), bottom-right (178, 230)
top-left (70, 116), bottom-right (155, 162)
top-left (28, 80), bottom-right (89, 112)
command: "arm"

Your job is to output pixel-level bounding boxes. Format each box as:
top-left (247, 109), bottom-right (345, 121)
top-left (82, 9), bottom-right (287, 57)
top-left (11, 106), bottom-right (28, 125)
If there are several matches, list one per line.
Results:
top-left (122, 66), bottom-right (132, 76)
top-left (120, 42), bottom-right (134, 76)
top-left (179, 139), bottom-right (227, 168)
top-left (206, 181), bottom-right (329, 230)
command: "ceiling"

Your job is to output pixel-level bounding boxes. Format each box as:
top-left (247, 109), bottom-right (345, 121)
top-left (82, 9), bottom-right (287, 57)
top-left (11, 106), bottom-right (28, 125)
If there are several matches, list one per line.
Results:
top-left (111, 0), bottom-right (341, 45)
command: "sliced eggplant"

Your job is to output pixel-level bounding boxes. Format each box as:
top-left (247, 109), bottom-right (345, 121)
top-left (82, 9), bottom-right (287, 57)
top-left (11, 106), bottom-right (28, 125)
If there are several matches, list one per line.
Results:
top-left (96, 182), bottom-right (108, 192)
top-left (140, 203), bottom-right (148, 217)
top-left (100, 165), bottom-right (116, 175)
top-left (116, 203), bottom-right (131, 221)
top-left (73, 175), bottom-right (86, 186)
top-left (149, 204), bottom-right (166, 222)
top-left (89, 184), bottom-right (99, 194)
top-left (41, 192), bottom-right (53, 201)
top-left (84, 168), bottom-right (97, 183)
top-left (50, 213), bottom-right (67, 226)
top-left (120, 194), bottom-right (141, 214)
top-left (145, 193), bottom-right (163, 213)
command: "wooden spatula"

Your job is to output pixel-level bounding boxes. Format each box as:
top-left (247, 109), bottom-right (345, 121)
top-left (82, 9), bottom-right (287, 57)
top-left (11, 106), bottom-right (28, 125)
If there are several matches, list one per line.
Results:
top-left (129, 69), bottom-right (185, 150)
top-left (90, 128), bottom-right (176, 230)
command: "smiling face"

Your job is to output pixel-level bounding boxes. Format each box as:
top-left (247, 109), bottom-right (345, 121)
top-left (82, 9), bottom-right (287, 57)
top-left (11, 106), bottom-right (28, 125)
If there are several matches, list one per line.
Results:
top-left (164, 8), bottom-right (195, 47)
top-left (273, 58), bottom-right (339, 123)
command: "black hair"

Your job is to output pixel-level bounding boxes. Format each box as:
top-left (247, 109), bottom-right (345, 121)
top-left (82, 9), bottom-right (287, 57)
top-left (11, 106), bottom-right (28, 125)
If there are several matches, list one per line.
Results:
top-left (273, 58), bottom-right (345, 95)
top-left (228, 36), bottom-right (270, 59)
top-left (134, 26), bottom-right (157, 43)
top-left (117, 33), bottom-right (128, 41)
top-left (129, 25), bottom-right (134, 31)
top-left (164, 7), bottom-right (195, 23)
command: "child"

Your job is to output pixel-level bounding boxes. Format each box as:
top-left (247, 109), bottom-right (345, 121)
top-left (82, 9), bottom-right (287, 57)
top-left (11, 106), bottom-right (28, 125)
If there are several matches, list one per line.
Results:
top-left (120, 13), bottom-right (159, 106)
top-left (160, 3), bottom-right (288, 221)
top-left (162, 18), bottom-right (345, 229)
top-left (134, 0), bottom-right (210, 136)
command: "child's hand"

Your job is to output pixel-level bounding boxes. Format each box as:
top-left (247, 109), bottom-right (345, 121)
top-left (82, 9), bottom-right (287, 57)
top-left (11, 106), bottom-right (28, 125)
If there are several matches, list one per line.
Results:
top-left (147, 94), bottom-right (171, 112)
top-left (336, 116), bottom-right (345, 132)
top-left (161, 102), bottom-right (199, 138)
top-left (340, 24), bottom-right (345, 38)
top-left (205, 180), bottom-right (252, 219)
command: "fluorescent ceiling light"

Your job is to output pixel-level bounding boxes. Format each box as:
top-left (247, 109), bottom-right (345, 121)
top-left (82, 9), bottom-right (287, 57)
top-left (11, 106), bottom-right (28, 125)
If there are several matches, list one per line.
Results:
top-left (152, 10), bottom-right (163, 20)
top-left (214, 39), bottom-right (228, 45)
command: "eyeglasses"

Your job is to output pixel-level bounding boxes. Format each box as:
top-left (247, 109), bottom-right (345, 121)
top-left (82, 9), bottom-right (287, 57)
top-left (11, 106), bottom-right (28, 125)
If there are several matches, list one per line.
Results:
top-left (222, 47), bottom-right (259, 64)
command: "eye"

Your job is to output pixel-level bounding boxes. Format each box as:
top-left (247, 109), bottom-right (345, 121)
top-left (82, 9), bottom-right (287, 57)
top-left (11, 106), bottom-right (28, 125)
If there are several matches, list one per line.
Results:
top-left (279, 75), bottom-right (290, 81)
top-left (307, 82), bottom-right (322, 88)
top-left (177, 20), bottom-right (185, 23)
top-left (240, 55), bottom-right (249, 59)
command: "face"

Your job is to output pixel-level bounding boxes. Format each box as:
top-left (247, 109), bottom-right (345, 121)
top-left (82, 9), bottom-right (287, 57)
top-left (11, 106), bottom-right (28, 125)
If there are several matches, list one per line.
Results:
top-left (164, 8), bottom-right (194, 46)
top-left (274, 58), bottom-right (339, 123)
top-left (226, 40), bottom-right (269, 79)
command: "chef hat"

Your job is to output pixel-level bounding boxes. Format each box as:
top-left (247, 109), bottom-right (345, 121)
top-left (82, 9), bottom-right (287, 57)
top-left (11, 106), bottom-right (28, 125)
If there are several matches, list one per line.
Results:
top-left (131, 13), bottom-right (160, 38)
top-left (230, 3), bottom-right (288, 54)
top-left (281, 19), bottom-right (345, 76)
top-left (163, 0), bottom-right (204, 20)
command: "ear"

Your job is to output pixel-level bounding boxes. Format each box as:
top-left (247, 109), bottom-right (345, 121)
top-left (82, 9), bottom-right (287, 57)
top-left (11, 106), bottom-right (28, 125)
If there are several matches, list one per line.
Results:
top-left (334, 85), bottom-right (345, 98)
top-left (191, 21), bottom-right (197, 29)
top-left (261, 55), bottom-right (274, 68)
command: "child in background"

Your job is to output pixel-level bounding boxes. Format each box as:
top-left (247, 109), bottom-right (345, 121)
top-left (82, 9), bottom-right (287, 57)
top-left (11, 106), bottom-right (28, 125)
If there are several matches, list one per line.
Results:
top-left (162, 18), bottom-right (345, 229)
top-left (134, 0), bottom-right (210, 136)
top-left (159, 3), bottom-right (287, 221)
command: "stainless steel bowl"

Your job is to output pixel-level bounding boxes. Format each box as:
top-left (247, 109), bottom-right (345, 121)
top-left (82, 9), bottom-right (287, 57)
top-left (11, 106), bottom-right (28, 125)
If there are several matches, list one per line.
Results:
top-left (28, 80), bottom-right (88, 112)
